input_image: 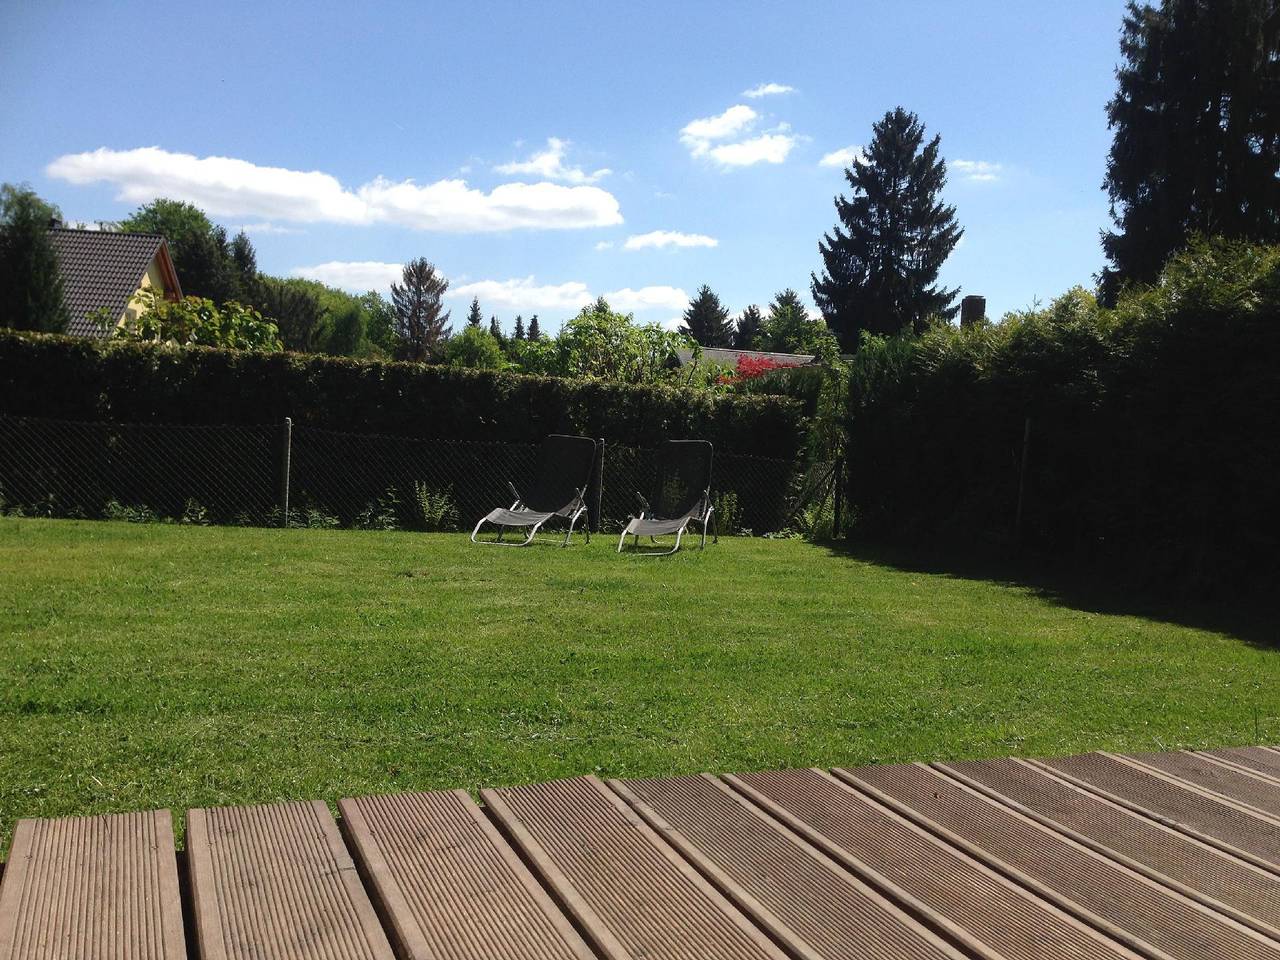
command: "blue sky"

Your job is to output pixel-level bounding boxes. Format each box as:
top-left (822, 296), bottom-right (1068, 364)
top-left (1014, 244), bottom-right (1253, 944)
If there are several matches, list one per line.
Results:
top-left (1, 1), bottom-right (1126, 331)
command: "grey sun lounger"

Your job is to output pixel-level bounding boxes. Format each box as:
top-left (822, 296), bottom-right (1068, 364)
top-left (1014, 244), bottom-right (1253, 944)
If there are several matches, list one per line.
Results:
top-left (618, 439), bottom-right (715, 555)
top-left (472, 434), bottom-right (597, 546)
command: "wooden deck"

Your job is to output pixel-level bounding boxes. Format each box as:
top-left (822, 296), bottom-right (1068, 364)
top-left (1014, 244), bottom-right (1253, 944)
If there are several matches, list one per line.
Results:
top-left (5, 747), bottom-right (1280, 959)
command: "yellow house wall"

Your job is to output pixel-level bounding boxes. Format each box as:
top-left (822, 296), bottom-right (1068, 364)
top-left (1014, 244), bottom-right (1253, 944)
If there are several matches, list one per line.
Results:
top-left (118, 258), bottom-right (170, 325)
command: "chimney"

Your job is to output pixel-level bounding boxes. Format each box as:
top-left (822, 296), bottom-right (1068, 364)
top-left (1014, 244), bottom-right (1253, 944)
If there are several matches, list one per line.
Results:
top-left (48, 217), bottom-right (61, 230)
top-left (960, 295), bottom-right (986, 328)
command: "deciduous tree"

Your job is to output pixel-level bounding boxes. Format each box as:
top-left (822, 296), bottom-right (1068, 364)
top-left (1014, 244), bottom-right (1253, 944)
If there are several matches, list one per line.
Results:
top-left (0, 184), bottom-right (68, 333)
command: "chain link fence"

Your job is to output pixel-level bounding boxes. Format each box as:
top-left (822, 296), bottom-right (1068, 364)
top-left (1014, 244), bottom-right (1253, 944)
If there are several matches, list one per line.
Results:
top-left (0, 414), bottom-right (833, 535)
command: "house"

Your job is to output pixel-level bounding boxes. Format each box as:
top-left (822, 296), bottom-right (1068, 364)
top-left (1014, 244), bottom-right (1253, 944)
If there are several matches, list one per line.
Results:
top-left (48, 225), bottom-right (182, 337)
top-left (676, 346), bottom-right (817, 368)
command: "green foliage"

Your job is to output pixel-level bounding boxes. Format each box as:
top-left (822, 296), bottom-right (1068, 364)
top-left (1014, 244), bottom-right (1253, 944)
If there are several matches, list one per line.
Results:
top-left (0, 184), bottom-right (69, 334)
top-left (845, 238), bottom-right (1280, 591)
top-left (543, 299), bottom-right (693, 384)
top-left (713, 490), bottom-right (741, 534)
top-left (734, 305), bottom-right (763, 348)
top-left (409, 482), bottom-right (460, 532)
top-left (120, 199), bottom-right (248, 304)
top-left (759, 289), bottom-right (841, 359)
top-left (812, 107), bottom-right (963, 349)
top-left (465, 297), bottom-right (483, 327)
top-left (1102, 0), bottom-right (1280, 296)
top-left (0, 328), bottom-right (806, 459)
top-left (391, 258), bottom-right (451, 361)
top-left (679, 284), bottom-right (734, 347)
top-left (108, 289), bottom-right (283, 351)
top-left (443, 325), bottom-right (506, 369)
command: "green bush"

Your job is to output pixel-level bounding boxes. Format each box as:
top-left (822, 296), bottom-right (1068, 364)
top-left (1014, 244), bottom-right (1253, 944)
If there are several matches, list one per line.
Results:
top-left (845, 238), bottom-right (1280, 590)
top-left (0, 332), bottom-right (805, 460)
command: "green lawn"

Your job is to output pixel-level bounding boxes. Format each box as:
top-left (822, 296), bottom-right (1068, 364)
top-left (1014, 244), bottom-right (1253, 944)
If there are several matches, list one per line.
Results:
top-left (1, 517), bottom-right (1276, 852)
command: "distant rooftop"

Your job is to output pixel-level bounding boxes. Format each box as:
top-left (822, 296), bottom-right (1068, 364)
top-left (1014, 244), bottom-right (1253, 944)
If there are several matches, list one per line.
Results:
top-left (676, 346), bottom-right (817, 367)
top-left (48, 227), bottom-right (178, 337)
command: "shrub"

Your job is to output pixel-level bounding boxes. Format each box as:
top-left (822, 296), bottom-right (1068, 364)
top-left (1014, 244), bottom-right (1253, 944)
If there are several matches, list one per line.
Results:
top-left (409, 481), bottom-right (459, 532)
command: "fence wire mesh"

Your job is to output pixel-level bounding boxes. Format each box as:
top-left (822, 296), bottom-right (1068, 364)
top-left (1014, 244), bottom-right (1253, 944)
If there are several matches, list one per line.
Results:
top-left (0, 414), bottom-right (824, 535)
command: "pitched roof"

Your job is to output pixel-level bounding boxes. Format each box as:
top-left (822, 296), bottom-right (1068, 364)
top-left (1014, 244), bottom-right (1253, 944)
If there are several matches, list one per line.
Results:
top-left (676, 346), bottom-right (817, 367)
top-left (48, 227), bottom-right (179, 337)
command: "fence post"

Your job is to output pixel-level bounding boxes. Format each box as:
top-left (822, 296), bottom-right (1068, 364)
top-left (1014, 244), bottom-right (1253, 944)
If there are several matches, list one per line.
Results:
top-left (280, 417), bottom-right (292, 528)
top-left (832, 454), bottom-right (845, 538)
top-left (589, 438), bottom-right (604, 533)
top-left (1014, 416), bottom-right (1031, 549)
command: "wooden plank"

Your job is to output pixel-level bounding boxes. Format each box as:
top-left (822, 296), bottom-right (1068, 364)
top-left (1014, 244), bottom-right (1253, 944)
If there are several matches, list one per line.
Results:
top-left (186, 800), bottom-right (394, 960)
top-left (614, 773), bottom-right (968, 960)
top-left (939, 757), bottom-right (1280, 941)
top-left (839, 762), bottom-right (1280, 960)
top-left (1200, 748), bottom-right (1280, 783)
top-left (482, 775), bottom-right (789, 960)
top-left (338, 789), bottom-right (595, 960)
top-left (0, 810), bottom-right (185, 960)
top-left (1126, 751), bottom-right (1280, 818)
top-left (1038, 753), bottom-right (1280, 870)
top-left (726, 767), bottom-right (1144, 960)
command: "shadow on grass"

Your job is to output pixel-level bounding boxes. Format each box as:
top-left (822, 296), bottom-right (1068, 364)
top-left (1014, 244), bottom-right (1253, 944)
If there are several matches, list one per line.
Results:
top-left (822, 538), bottom-right (1279, 650)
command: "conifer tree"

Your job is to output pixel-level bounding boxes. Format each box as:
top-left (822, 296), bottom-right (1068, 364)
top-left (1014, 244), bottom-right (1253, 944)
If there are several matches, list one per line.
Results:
top-left (678, 284), bottom-right (734, 347)
top-left (390, 257), bottom-right (451, 361)
top-left (488, 315), bottom-right (505, 344)
top-left (513, 314), bottom-right (525, 340)
top-left (466, 296), bottom-right (483, 327)
top-left (812, 107), bottom-right (962, 348)
top-left (0, 184), bottom-right (68, 333)
top-left (527, 314), bottom-right (541, 340)
top-left (1101, 0), bottom-right (1280, 298)
top-left (734, 305), bottom-right (763, 349)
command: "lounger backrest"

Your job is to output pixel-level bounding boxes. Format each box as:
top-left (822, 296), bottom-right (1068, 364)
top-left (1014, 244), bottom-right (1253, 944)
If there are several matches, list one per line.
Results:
top-left (523, 434), bottom-right (597, 513)
top-left (651, 440), bottom-right (713, 520)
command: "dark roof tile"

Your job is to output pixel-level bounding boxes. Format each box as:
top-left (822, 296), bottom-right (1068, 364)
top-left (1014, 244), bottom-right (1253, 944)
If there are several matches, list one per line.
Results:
top-left (48, 228), bottom-right (168, 337)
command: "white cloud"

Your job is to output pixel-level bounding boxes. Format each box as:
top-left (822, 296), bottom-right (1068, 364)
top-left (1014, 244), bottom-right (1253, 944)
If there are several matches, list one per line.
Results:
top-left (47, 146), bottom-right (622, 232)
top-left (449, 276), bottom-right (594, 313)
top-left (291, 261), bottom-right (403, 292)
top-left (235, 221), bottom-right (300, 235)
top-left (952, 159), bottom-right (1003, 182)
top-left (743, 82), bottom-right (794, 98)
top-left (707, 133), bottom-right (796, 167)
top-left (680, 105), bottom-right (796, 167)
top-left (493, 137), bottom-right (611, 185)
top-left (819, 144), bottom-right (866, 169)
top-left (680, 105), bottom-right (758, 157)
top-left (594, 240), bottom-right (614, 251)
top-left (623, 230), bottom-right (718, 250)
top-left (604, 286), bottom-right (690, 313)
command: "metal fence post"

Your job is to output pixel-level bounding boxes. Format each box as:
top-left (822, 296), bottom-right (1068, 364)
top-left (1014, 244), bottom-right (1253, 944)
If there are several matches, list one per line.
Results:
top-left (589, 438), bottom-right (604, 533)
top-left (280, 417), bottom-right (292, 528)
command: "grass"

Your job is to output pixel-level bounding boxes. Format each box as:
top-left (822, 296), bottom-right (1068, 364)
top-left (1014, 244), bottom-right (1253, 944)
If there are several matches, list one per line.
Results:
top-left (2, 517), bottom-right (1277, 853)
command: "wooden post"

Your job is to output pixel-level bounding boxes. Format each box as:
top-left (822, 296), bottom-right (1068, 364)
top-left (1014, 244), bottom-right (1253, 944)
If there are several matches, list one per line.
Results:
top-left (280, 417), bottom-right (292, 528)
top-left (1014, 417), bottom-right (1031, 548)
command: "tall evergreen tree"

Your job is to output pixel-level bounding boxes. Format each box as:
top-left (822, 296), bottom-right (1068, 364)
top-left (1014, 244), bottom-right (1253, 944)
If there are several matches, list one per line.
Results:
top-left (811, 107), bottom-right (962, 348)
top-left (1101, 0), bottom-right (1280, 298)
top-left (527, 314), bottom-right (541, 340)
top-left (734, 305), bottom-right (763, 348)
top-left (513, 314), bottom-right (526, 340)
top-left (391, 258), bottom-right (451, 361)
top-left (229, 230), bottom-right (258, 300)
top-left (466, 296), bottom-right (483, 327)
top-left (0, 184), bottom-right (68, 333)
top-left (679, 284), bottom-right (734, 347)
top-left (488, 315), bottom-right (505, 345)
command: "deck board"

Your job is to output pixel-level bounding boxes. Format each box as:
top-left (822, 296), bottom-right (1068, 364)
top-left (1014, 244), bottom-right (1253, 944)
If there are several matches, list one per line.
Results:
top-left (1040, 753), bottom-right (1280, 870)
top-left (840, 762), bottom-right (1280, 960)
top-left (186, 800), bottom-right (394, 960)
top-left (483, 775), bottom-right (789, 960)
top-left (940, 757), bottom-right (1280, 939)
top-left (727, 767), bottom-right (1143, 960)
top-left (1127, 751), bottom-right (1280, 818)
top-left (617, 773), bottom-right (967, 960)
top-left (338, 789), bottom-right (595, 960)
top-left (1201, 747), bottom-right (1280, 782)
top-left (0, 810), bottom-right (185, 960)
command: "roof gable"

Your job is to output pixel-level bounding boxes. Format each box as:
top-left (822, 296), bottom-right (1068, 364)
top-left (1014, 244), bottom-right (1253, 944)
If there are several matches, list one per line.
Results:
top-left (48, 228), bottom-right (177, 337)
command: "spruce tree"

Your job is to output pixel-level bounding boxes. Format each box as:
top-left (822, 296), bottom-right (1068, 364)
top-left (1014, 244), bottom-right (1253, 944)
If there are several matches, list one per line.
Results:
top-left (513, 314), bottom-right (525, 340)
top-left (488, 315), bottom-right (505, 344)
top-left (229, 230), bottom-right (258, 301)
top-left (466, 297), bottom-right (483, 327)
top-left (734, 305), bottom-right (763, 349)
top-left (678, 284), bottom-right (734, 347)
top-left (0, 184), bottom-right (69, 333)
top-left (1101, 0), bottom-right (1280, 298)
top-left (811, 107), bottom-right (962, 349)
top-left (527, 314), bottom-right (541, 340)
top-left (390, 257), bottom-right (451, 361)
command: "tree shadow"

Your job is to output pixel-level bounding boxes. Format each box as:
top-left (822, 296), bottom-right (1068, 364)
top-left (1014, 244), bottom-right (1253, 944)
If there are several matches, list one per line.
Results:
top-left (821, 539), bottom-right (1278, 651)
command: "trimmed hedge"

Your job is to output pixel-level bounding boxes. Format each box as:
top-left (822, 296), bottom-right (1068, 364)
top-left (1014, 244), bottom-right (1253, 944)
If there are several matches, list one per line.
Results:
top-left (845, 239), bottom-right (1280, 591)
top-left (0, 332), bottom-right (805, 459)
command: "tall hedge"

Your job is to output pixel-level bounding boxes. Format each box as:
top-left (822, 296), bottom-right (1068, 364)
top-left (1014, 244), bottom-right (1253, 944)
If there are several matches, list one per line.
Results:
top-left (845, 239), bottom-right (1280, 590)
top-left (0, 332), bottom-right (805, 460)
